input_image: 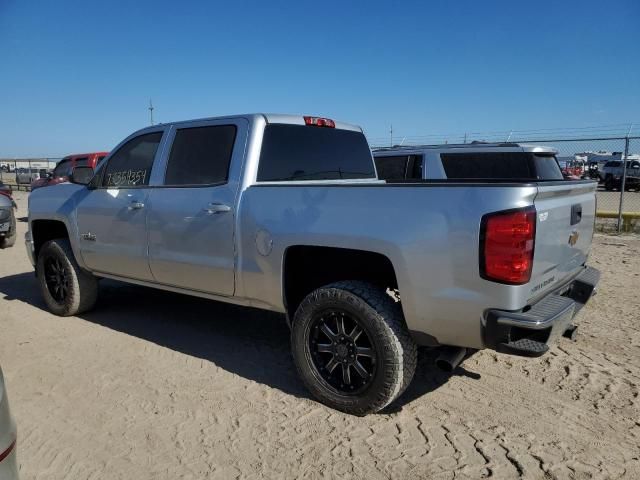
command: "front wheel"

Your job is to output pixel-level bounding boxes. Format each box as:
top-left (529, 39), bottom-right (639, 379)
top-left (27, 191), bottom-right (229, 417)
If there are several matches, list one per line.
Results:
top-left (291, 281), bottom-right (417, 415)
top-left (0, 211), bottom-right (16, 249)
top-left (36, 238), bottom-right (98, 316)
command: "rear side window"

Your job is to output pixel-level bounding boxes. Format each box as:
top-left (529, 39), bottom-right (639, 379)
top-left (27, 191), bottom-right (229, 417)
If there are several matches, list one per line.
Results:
top-left (531, 154), bottom-right (564, 180)
top-left (164, 125), bottom-right (236, 186)
top-left (102, 132), bottom-right (163, 187)
top-left (375, 155), bottom-right (423, 180)
top-left (257, 125), bottom-right (375, 181)
top-left (605, 161), bottom-right (621, 168)
top-left (441, 152), bottom-right (563, 180)
top-left (74, 157), bottom-right (90, 168)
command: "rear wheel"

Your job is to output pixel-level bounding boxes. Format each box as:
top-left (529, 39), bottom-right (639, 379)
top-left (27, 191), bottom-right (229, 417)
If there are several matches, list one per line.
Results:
top-left (36, 238), bottom-right (98, 316)
top-left (604, 178), bottom-right (615, 191)
top-left (291, 281), bottom-right (417, 415)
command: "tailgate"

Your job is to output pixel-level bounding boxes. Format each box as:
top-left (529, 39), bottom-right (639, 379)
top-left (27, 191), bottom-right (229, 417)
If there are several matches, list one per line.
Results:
top-left (529, 181), bottom-right (597, 300)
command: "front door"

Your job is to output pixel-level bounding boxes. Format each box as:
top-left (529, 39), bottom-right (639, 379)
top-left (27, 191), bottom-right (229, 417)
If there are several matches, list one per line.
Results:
top-left (147, 119), bottom-right (247, 296)
top-left (75, 131), bottom-right (165, 281)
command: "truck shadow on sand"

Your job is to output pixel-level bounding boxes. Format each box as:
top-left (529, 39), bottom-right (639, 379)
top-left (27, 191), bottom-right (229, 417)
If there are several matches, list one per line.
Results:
top-left (0, 271), bottom-right (480, 414)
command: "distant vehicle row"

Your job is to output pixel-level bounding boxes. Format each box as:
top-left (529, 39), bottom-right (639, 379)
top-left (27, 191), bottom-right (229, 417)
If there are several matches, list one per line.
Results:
top-left (30, 152), bottom-right (107, 191)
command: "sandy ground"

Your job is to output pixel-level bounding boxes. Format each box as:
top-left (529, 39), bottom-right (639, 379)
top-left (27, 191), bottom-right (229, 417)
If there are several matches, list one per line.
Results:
top-left (0, 190), bottom-right (639, 480)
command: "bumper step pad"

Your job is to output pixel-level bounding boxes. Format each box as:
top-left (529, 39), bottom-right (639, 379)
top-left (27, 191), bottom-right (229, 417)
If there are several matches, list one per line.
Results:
top-left (498, 337), bottom-right (549, 357)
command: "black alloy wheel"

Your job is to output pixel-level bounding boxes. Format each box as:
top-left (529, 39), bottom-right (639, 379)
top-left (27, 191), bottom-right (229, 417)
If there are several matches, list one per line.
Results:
top-left (309, 310), bottom-right (376, 394)
top-left (44, 256), bottom-right (70, 303)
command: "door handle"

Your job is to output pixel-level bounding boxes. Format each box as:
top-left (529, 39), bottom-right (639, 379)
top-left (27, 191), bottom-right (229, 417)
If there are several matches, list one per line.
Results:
top-left (128, 201), bottom-right (145, 210)
top-left (203, 203), bottom-right (231, 214)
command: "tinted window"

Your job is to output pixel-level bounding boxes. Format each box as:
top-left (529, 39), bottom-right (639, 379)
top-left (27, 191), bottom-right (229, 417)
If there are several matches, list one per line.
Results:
top-left (375, 156), bottom-right (408, 180)
top-left (165, 125), bottom-right (236, 185)
top-left (605, 161), bottom-right (621, 168)
top-left (374, 154), bottom-right (423, 180)
top-left (102, 132), bottom-right (162, 187)
top-left (532, 155), bottom-right (564, 180)
top-left (441, 152), bottom-right (563, 180)
top-left (257, 125), bottom-right (375, 181)
top-left (75, 157), bottom-right (90, 168)
top-left (53, 159), bottom-right (72, 177)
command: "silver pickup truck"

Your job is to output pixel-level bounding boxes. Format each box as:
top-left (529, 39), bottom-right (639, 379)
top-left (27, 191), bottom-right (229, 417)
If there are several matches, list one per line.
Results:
top-left (26, 114), bottom-right (600, 415)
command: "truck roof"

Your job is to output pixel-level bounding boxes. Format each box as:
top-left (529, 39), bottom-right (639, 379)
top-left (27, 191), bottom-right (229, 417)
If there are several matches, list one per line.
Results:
top-left (373, 142), bottom-right (558, 154)
top-left (132, 113), bottom-right (363, 135)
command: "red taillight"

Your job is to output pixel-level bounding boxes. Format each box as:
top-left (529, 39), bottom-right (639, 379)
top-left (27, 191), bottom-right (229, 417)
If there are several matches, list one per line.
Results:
top-left (303, 116), bottom-right (335, 128)
top-left (480, 207), bottom-right (536, 285)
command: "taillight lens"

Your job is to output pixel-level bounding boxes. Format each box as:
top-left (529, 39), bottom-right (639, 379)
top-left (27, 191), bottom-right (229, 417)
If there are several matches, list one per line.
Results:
top-left (303, 116), bottom-right (335, 128)
top-left (480, 207), bottom-right (536, 285)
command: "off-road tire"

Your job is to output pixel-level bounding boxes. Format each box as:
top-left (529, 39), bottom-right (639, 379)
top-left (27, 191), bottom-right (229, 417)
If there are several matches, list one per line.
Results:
top-left (291, 281), bottom-right (417, 415)
top-left (604, 177), bottom-right (615, 191)
top-left (0, 211), bottom-right (16, 249)
top-left (37, 238), bottom-right (98, 316)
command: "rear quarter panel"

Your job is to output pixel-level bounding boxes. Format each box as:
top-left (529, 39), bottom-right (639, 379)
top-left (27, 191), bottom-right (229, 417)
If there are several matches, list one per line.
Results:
top-left (237, 183), bottom-right (540, 349)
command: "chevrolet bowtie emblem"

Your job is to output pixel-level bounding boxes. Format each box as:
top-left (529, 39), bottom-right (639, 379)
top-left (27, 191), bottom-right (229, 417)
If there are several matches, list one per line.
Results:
top-left (568, 230), bottom-right (579, 246)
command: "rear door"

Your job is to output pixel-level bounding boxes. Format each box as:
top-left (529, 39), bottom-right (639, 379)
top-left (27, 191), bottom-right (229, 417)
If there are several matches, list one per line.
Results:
top-left (529, 181), bottom-right (597, 299)
top-left (146, 118), bottom-right (248, 296)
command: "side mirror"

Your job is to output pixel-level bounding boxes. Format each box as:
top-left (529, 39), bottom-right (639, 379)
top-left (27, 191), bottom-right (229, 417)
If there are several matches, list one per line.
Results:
top-left (69, 166), bottom-right (95, 186)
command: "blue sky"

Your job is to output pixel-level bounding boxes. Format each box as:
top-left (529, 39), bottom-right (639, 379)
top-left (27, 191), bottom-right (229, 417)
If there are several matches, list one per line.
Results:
top-left (0, 0), bottom-right (638, 156)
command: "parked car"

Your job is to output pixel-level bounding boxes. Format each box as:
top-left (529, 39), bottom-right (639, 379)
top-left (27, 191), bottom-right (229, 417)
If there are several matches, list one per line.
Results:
top-left (15, 167), bottom-right (43, 185)
top-left (0, 190), bottom-right (17, 249)
top-left (0, 365), bottom-right (18, 479)
top-left (0, 181), bottom-right (12, 198)
top-left (30, 152), bottom-right (108, 191)
top-left (601, 160), bottom-right (640, 191)
top-left (373, 142), bottom-right (565, 181)
top-left (27, 114), bottom-right (599, 415)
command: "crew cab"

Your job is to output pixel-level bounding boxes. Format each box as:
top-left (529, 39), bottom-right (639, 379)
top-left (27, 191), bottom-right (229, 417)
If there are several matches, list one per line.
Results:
top-left (26, 114), bottom-right (599, 414)
top-left (30, 152), bottom-right (108, 191)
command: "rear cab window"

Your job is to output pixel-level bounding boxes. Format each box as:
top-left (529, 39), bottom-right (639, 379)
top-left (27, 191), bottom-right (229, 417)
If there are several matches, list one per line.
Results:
top-left (257, 124), bottom-right (375, 181)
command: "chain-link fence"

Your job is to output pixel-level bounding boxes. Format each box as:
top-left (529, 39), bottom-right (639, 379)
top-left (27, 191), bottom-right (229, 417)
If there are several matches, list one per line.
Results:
top-left (0, 158), bottom-right (60, 190)
top-left (514, 137), bottom-right (640, 233)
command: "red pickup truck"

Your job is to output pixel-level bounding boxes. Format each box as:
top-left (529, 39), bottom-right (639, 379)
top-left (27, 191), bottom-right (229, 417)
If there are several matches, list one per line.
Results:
top-left (31, 152), bottom-right (108, 191)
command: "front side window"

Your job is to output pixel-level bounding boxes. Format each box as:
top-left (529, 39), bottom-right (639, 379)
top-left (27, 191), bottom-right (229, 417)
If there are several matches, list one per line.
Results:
top-left (257, 125), bottom-right (375, 181)
top-left (164, 125), bottom-right (237, 186)
top-left (102, 132), bottom-right (163, 187)
top-left (53, 159), bottom-right (72, 177)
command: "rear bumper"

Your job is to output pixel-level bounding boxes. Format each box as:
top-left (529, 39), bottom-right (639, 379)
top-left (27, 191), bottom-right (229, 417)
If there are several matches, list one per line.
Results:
top-left (483, 266), bottom-right (600, 357)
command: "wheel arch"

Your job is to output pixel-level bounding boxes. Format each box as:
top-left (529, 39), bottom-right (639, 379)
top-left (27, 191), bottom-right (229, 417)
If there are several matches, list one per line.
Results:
top-left (31, 219), bottom-right (71, 263)
top-left (282, 245), bottom-right (399, 323)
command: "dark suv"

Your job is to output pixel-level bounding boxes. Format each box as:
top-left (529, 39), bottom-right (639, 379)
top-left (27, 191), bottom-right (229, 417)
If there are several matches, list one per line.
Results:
top-left (602, 160), bottom-right (640, 191)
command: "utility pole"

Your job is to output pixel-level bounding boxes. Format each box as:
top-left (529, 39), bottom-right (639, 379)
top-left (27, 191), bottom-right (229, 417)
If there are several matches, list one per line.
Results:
top-left (149, 99), bottom-right (154, 126)
top-left (390, 124), bottom-right (393, 147)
